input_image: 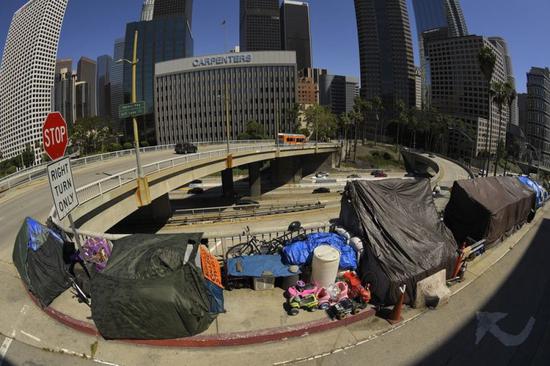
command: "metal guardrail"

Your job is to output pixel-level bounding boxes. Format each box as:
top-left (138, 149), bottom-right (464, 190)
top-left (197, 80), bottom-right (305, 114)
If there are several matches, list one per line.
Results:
top-left (0, 139), bottom-right (273, 191)
top-left (169, 201), bottom-right (325, 225)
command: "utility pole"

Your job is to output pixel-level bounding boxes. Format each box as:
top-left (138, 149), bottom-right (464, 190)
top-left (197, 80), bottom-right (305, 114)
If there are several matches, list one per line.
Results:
top-left (131, 30), bottom-right (144, 179)
top-left (275, 98), bottom-right (280, 151)
top-left (225, 83), bottom-right (231, 154)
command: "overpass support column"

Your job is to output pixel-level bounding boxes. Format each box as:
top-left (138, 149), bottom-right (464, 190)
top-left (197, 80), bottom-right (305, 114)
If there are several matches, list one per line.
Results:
top-left (271, 157), bottom-right (302, 185)
top-left (222, 168), bottom-right (235, 198)
top-left (125, 193), bottom-right (172, 225)
top-left (248, 162), bottom-right (261, 198)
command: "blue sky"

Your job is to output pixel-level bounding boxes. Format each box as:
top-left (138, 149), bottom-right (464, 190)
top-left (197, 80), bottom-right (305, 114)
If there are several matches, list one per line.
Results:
top-left (1, 0), bottom-right (549, 93)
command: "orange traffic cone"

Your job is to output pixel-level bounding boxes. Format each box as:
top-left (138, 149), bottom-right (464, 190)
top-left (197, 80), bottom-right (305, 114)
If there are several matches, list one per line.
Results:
top-left (387, 285), bottom-right (406, 324)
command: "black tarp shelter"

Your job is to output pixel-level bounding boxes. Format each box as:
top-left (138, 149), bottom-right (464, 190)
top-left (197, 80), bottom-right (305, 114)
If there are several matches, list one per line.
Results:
top-left (444, 176), bottom-right (535, 246)
top-left (90, 233), bottom-right (217, 340)
top-left (339, 179), bottom-right (457, 305)
top-left (12, 217), bottom-right (71, 307)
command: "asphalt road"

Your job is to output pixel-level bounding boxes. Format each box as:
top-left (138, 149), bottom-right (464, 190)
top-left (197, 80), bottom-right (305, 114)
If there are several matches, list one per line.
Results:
top-left (307, 210), bottom-right (550, 366)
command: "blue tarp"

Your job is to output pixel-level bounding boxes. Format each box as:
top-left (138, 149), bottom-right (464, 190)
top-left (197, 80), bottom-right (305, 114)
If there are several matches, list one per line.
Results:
top-left (203, 280), bottom-right (225, 314)
top-left (282, 232), bottom-right (357, 270)
top-left (25, 217), bottom-right (63, 251)
top-left (227, 254), bottom-right (300, 277)
top-left (518, 176), bottom-right (543, 208)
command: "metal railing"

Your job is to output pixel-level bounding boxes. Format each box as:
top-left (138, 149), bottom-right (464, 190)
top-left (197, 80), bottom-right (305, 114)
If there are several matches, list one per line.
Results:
top-left (0, 139), bottom-right (274, 191)
top-left (205, 223), bottom-right (331, 258)
top-left (169, 201), bottom-right (325, 225)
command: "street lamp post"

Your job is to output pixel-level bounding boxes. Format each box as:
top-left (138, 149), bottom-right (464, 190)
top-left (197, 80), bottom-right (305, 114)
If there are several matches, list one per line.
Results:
top-left (449, 127), bottom-right (475, 170)
top-left (116, 30), bottom-right (150, 206)
top-left (526, 143), bottom-right (541, 180)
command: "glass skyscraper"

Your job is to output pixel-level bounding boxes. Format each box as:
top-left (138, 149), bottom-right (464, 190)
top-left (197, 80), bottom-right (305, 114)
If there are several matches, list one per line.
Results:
top-left (123, 17), bottom-right (193, 143)
top-left (240, 0), bottom-right (281, 52)
top-left (280, 0), bottom-right (312, 72)
top-left (412, 0), bottom-right (468, 106)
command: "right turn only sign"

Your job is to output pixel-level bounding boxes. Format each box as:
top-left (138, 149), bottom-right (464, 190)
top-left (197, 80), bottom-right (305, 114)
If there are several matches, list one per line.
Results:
top-left (47, 157), bottom-right (79, 221)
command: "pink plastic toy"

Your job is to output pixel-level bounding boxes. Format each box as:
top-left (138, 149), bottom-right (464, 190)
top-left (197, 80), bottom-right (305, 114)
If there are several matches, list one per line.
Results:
top-left (287, 280), bottom-right (318, 298)
top-left (317, 281), bottom-right (349, 310)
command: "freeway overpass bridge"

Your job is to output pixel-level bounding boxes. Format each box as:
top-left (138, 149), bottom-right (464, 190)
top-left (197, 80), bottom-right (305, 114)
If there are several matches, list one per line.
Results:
top-left (49, 142), bottom-right (340, 234)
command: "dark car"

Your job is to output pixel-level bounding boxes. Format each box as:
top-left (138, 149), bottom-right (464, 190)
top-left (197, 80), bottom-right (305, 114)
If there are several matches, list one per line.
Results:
top-left (347, 174), bottom-right (361, 179)
top-left (175, 142), bottom-right (198, 154)
top-left (371, 170), bottom-right (382, 176)
top-left (233, 199), bottom-right (260, 210)
top-left (188, 187), bottom-right (204, 194)
top-left (312, 187), bottom-right (331, 194)
top-left (374, 171), bottom-right (387, 178)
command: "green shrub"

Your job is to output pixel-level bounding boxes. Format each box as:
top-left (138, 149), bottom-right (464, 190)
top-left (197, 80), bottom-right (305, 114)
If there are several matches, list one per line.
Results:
top-left (140, 141), bottom-right (150, 147)
top-left (123, 142), bottom-right (133, 150)
top-left (383, 152), bottom-right (392, 160)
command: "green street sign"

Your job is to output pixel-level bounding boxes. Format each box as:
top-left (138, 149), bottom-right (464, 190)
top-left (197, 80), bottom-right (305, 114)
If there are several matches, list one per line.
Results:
top-left (119, 101), bottom-right (146, 118)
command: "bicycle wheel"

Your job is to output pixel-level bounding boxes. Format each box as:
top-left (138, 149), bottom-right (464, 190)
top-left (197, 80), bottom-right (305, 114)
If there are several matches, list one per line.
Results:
top-left (226, 243), bottom-right (254, 259)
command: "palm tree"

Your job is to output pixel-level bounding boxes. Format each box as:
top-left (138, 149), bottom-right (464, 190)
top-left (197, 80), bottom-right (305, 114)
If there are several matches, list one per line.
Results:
top-left (490, 81), bottom-right (513, 176)
top-left (339, 112), bottom-right (353, 161)
top-left (393, 99), bottom-right (407, 150)
top-left (478, 46), bottom-right (497, 175)
top-left (371, 96), bottom-right (383, 146)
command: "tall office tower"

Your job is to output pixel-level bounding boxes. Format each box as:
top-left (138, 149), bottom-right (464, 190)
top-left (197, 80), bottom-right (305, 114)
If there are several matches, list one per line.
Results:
top-left (425, 35), bottom-right (507, 160)
top-left (75, 81), bottom-right (89, 120)
top-left (518, 93), bottom-right (528, 134)
top-left (280, 0), bottom-right (312, 71)
top-left (0, 0), bottom-right (68, 164)
top-left (319, 74), bottom-right (359, 116)
top-left (110, 38), bottom-right (125, 124)
top-left (526, 67), bottom-right (550, 167)
top-left (55, 58), bottom-right (72, 76)
top-left (53, 63), bottom-right (76, 126)
top-left (123, 13), bottom-right (193, 143)
top-left (240, 0), bottom-right (281, 51)
top-left (412, 0), bottom-right (468, 106)
top-left (153, 0), bottom-right (193, 26)
top-left (489, 37), bottom-right (519, 126)
top-left (77, 57), bottom-right (97, 118)
top-left (96, 55), bottom-right (112, 119)
top-left (141, 0), bottom-right (155, 21)
top-left (354, 0), bottom-right (416, 114)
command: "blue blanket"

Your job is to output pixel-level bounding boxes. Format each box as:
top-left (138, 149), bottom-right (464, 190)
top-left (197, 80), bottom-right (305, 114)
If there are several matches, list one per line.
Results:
top-left (227, 254), bottom-right (300, 277)
top-left (282, 232), bottom-right (357, 270)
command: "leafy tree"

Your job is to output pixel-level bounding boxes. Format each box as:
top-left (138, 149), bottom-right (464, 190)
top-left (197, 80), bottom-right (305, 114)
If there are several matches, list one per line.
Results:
top-left (391, 99), bottom-right (408, 149)
top-left (140, 141), bottom-right (150, 147)
top-left (71, 117), bottom-right (116, 156)
top-left (304, 105), bottom-right (338, 142)
top-left (238, 121), bottom-right (268, 140)
top-left (21, 143), bottom-right (34, 167)
top-left (285, 103), bottom-right (301, 133)
top-left (108, 143), bottom-right (122, 152)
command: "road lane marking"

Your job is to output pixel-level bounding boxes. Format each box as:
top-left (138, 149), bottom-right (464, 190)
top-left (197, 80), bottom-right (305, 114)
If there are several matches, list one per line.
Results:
top-left (476, 312), bottom-right (535, 346)
top-left (0, 305), bottom-right (29, 366)
top-left (19, 330), bottom-right (41, 343)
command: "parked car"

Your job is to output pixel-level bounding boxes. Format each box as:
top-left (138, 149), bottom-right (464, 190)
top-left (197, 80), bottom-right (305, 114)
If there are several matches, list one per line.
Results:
top-left (189, 179), bottom-right (203, 188)
top-left (313, 187), bottom-right (331, 194)
top-left (373, 170), bottom-right (387, 178)
top-left (371, 170), bottom-right (383, 176)
top-left (233, 199), bottom-right (260, 210)
top-left (188, 187), bottom-right (204, 194)
top-left (315, 171), bottom-right (330, 179)
top-left (175, 142), bottom-right (198, 154)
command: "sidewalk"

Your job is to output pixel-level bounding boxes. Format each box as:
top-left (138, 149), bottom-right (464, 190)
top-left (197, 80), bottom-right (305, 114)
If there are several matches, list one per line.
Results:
top-left (0, 206), bottom-right (544, 366)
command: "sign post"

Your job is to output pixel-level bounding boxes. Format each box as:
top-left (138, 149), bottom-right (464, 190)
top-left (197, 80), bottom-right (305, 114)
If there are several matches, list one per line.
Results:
top-left (43, 112), bottom-right (82, 248)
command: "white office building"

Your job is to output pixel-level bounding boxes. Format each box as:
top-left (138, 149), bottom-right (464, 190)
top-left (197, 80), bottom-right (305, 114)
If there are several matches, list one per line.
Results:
top-left (0, 0), bottom-right (68, 164)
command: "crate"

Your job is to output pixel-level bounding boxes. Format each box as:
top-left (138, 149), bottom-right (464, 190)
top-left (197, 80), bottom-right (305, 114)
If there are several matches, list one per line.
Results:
top-left (253, 276), bottom-right (275, 291)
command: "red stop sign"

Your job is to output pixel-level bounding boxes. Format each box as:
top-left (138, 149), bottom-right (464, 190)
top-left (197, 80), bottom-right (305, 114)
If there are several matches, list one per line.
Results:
top-left (42, 112), bottom-right (68, 161)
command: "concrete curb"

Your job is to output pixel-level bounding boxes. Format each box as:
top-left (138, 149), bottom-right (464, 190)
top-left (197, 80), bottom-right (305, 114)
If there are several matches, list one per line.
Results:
top-left (28, 288), bottom-right (375, 347)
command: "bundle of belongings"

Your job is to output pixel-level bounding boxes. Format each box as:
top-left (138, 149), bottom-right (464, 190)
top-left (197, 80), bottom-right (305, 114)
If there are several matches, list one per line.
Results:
top-left (339, 179), bottom-right (457, 306)
top-left (444, 176), bottom-right (535, 247)
top-left (91, 233), bottom-right (223, 340)
top-left (12, 217), bottom-right (72, 307)
top-left (282, 232), bottom-right (358, 270)
top-left (517, 176), bottom-right (544, 209)
top-left (13, 219), bottom-right (223, 340)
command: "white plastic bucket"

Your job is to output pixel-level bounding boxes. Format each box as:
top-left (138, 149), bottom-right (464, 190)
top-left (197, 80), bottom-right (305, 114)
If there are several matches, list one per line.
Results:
top-left (311, 245), bottom-right (340, 288)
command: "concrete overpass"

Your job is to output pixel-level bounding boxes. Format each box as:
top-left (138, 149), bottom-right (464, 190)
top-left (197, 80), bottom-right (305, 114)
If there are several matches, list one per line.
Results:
top-left (51, 143), bottom-right (340, 233)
